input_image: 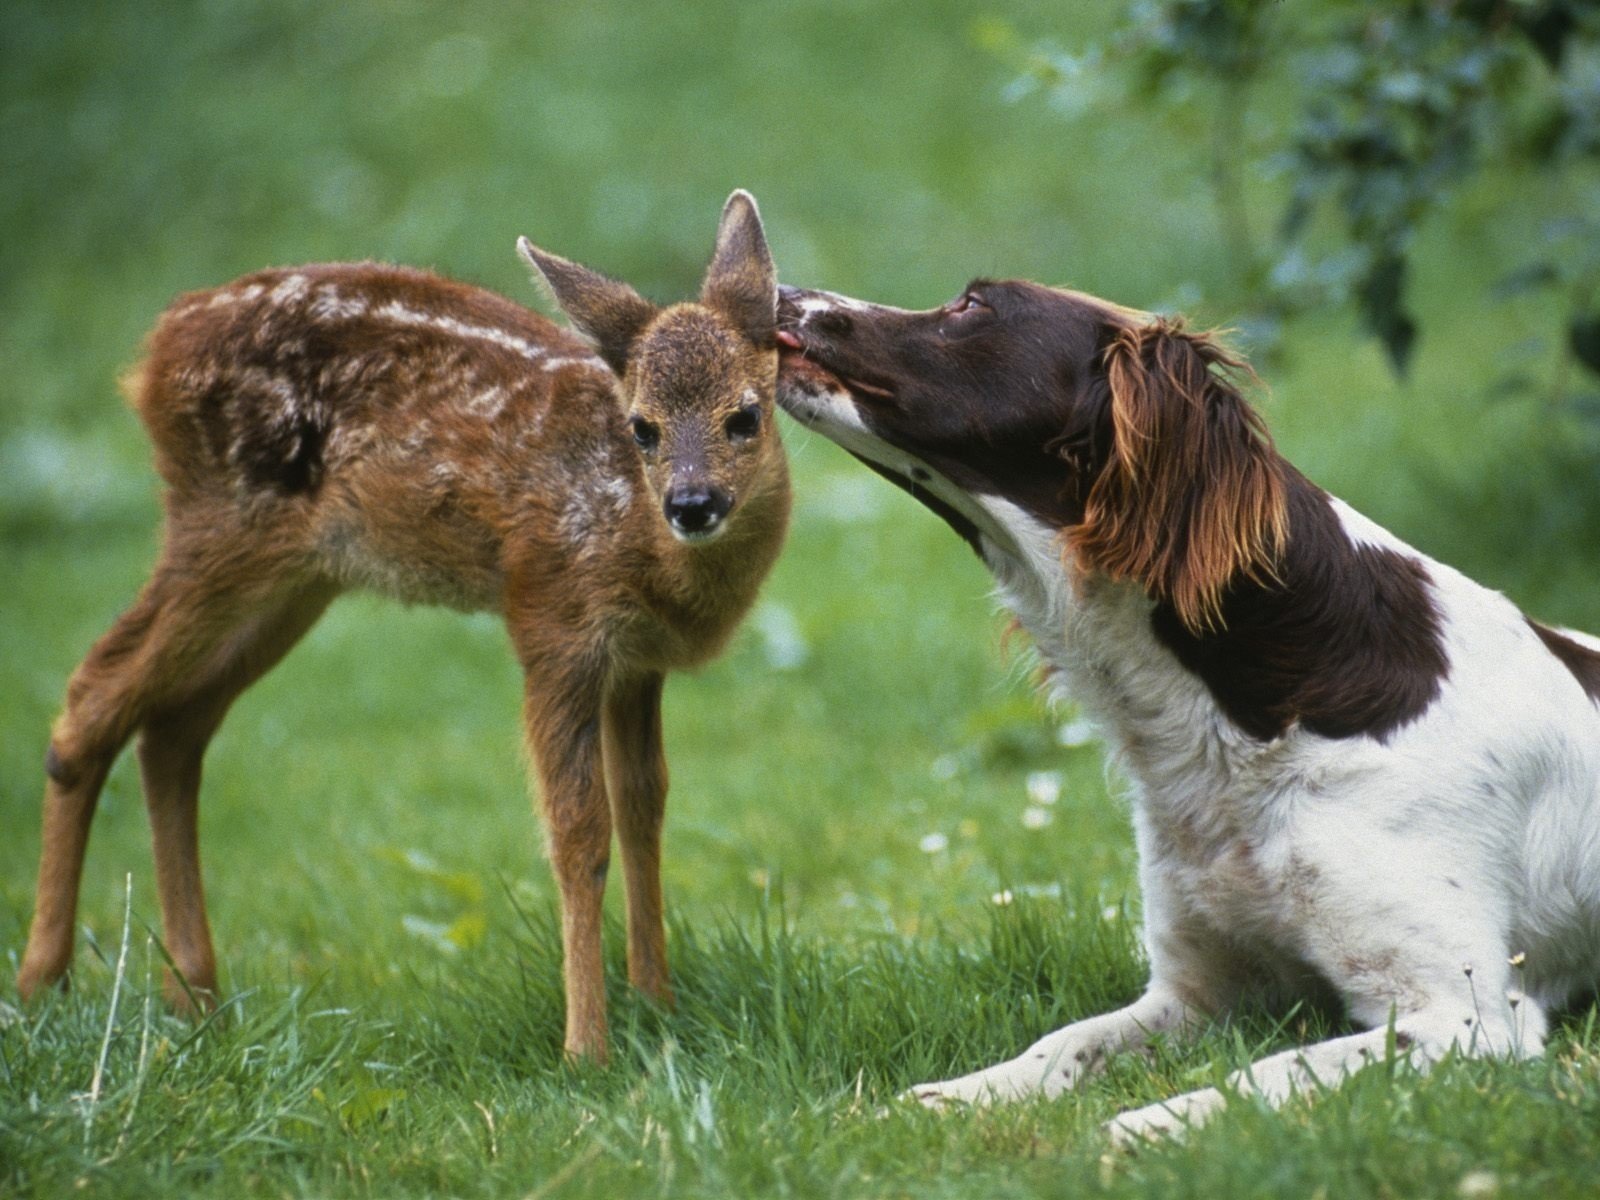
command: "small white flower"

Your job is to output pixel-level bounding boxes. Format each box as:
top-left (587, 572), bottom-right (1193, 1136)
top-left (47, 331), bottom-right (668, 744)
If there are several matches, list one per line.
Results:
top-left (930, 754), bottom-right (961, 781)
top-left (1025, 771), bottom-right (1062, 806)
top-left (1457, 1169), bottom-right (1499, 1199)
top-left (1101, 905), bottom-right (1121, 921)
top-left (753, 602), bottom-right (810, 671)
top-left (919, 832), bottom-right (949, 854)
top-left (1022, 806), bottom-right (1054, 830)
top-left (1056, 717), bottom-right (1097, 747)
top-left (991, 889), bottom-right (1015, 906)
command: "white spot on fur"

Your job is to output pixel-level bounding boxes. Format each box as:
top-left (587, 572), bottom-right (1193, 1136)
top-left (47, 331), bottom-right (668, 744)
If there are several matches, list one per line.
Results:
top-left (174, 363), bottom-right (219, 392)
top-left (310, 284), bottom-right (370, 321)
top-left (555, 442), bottom-right (633, 554)
top-left (373, 300), bottom-right (549, 363)
top-left (270, 273), bottom-right (309, 304)
top-left (466, 385), bottom-right (507, 419)
top-left (323, 422), bottom-right (375, 461)
top-left (541, 355), bottom-right (609, 373)
top-left (205, 283), bottom-right (266, 309)
top-left (402, 419), bottom-right (434, 452)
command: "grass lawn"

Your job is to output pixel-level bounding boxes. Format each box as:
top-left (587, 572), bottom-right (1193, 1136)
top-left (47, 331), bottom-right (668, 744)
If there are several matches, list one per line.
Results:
top-left (4, 2), bottom-right (1599, 1197)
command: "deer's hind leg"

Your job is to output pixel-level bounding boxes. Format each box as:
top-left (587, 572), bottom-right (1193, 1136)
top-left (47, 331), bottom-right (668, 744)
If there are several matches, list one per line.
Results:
top-left (18, 527), bottom-right (330, 1009)
top-left (601, 672), bottom-right (673, 1007)
top-left (134, 582), bottom-right (335, 1011)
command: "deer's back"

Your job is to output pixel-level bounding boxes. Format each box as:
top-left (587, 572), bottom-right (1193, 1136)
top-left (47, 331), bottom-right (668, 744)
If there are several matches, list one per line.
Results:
top-left (134, 263), bottom-right (605, 491)
top-left (129, 263), bottom-right (650, 610)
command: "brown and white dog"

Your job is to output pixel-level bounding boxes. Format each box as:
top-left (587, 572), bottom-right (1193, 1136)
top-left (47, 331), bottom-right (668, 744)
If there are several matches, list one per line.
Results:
top-left (775, 278), bottom-right (1600, 1141)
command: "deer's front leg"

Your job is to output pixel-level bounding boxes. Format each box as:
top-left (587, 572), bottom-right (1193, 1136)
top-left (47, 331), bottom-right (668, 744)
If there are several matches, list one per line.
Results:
top-left (520, 649), bottom-right (613, 1063)
top-left (601, 672), bottom-right (673, 1006)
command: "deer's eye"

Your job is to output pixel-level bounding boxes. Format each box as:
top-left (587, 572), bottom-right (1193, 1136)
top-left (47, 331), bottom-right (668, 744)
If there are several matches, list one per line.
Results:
top-left (629, 416), bottom-right (660, 451)
top-left (724, 405), bottom-right (761, 442)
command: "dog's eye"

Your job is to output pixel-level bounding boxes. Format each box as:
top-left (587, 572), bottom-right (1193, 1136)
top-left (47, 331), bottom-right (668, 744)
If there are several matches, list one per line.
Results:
top-left (950, 292), bottom-right (989, 316)
top-left (629, 416), bottom-right (661, 451)
top-left (724, 405), bottom-right (761, 442)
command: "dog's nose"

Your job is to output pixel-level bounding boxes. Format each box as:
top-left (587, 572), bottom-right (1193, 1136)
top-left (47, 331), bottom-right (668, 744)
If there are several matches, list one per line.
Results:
top-left (663, 486), bottom-right (732, 538)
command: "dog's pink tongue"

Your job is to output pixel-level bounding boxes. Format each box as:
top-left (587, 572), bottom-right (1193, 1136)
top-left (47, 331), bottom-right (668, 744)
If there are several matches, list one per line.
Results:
top-left (776, 330), bottom-right (804, 349)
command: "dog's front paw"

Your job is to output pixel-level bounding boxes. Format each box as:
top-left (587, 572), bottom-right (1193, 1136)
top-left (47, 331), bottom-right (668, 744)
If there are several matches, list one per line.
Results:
top-left (899, 1064), bottom-right (1041, 1110)
top-left (899, 1078), bottom-right (980, 1110)
top-left (1104, 1087), bottom-right (1225, 1149)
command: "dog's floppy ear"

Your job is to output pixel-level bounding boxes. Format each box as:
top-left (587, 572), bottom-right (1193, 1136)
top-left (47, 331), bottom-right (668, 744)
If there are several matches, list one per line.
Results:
top-left (1070, 318), bottom-right (1287, 633)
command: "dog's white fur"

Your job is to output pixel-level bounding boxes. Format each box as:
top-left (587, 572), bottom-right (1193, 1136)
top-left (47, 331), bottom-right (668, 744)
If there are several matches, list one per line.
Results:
top-left (779, 305), bottom-right (1600, 1142)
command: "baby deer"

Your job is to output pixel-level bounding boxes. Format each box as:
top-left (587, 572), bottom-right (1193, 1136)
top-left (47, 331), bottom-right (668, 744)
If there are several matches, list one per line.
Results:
top-left (18, 190), bottom-right (791, 1061)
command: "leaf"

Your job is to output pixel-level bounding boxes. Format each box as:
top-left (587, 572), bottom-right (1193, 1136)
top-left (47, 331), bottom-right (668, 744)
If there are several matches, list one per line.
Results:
top-left (1492, 262), bottom-right (1558, 300)
top-left (1358, 254), bottom-right (1419, 376)
top-left (1570, 315), bottom-right (1600, 379)
top-left (1516, 2), bottom-right (1578, 69)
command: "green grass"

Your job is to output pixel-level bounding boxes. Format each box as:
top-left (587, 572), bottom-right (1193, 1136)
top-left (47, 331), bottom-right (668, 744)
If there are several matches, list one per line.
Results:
top-left (5, 1), bottom-right (1600, 1197)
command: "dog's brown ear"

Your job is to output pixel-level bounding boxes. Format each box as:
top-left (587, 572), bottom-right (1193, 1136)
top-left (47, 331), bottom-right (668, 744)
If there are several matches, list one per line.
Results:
top-left (517, 237), bottom-right (659, 374)
top-left (701, 189), bottom-right (777, 348)
top-left (1071, 319), bottom-right (1287, 633)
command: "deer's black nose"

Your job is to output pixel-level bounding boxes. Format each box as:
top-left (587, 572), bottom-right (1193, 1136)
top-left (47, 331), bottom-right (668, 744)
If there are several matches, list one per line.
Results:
top-left (663, 486), bottom-right (732, 539)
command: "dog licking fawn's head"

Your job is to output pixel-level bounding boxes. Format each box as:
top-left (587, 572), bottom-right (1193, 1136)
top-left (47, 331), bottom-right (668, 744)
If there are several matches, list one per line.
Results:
top-left (775, 281), bottom-right (1287, 630)
top-left (519, 190), bottom-right (782, 543)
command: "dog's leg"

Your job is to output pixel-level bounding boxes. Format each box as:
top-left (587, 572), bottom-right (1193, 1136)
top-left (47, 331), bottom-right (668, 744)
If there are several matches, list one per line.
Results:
top-left (601, 672), bottom-right (673, 1007)
top-left (906, 849), bottom-right (1248, 1107)
top-left (1106, 982), bottom-right (1547, 1146)
top-left (906, 983), bottom-right (1202, 1106)
top-left (1107, 835), bottom-right (1546, 1145)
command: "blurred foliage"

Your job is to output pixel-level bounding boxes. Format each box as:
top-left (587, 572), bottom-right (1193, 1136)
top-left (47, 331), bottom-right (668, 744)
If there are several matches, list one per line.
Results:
top-left (988, 0), bottom-right (1600, 399)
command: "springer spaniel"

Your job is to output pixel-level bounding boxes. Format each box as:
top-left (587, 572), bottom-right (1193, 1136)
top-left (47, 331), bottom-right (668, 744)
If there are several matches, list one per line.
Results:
top-left (774, 279), bottom-right (1600, 1142)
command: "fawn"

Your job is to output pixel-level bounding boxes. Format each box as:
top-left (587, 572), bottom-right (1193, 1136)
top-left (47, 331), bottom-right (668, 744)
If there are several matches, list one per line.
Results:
top-left (17, 190), bottom-right (791, 1061)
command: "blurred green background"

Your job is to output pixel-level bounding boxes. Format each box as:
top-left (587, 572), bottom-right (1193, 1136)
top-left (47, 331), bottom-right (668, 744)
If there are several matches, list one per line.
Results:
top-left (3, 0), bottom-right (1597, 1062)
top-left (0, 0), bottom-right (1593, 998)
top-left (5, 3), bottom-right (1600, 1196)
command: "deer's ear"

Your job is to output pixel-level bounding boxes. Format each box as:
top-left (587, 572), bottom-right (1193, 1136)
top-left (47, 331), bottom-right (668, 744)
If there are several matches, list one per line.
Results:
top-left (700, 189), bottom-right (777, 348)
top-left (516, 237), bottom-right (658, 374)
